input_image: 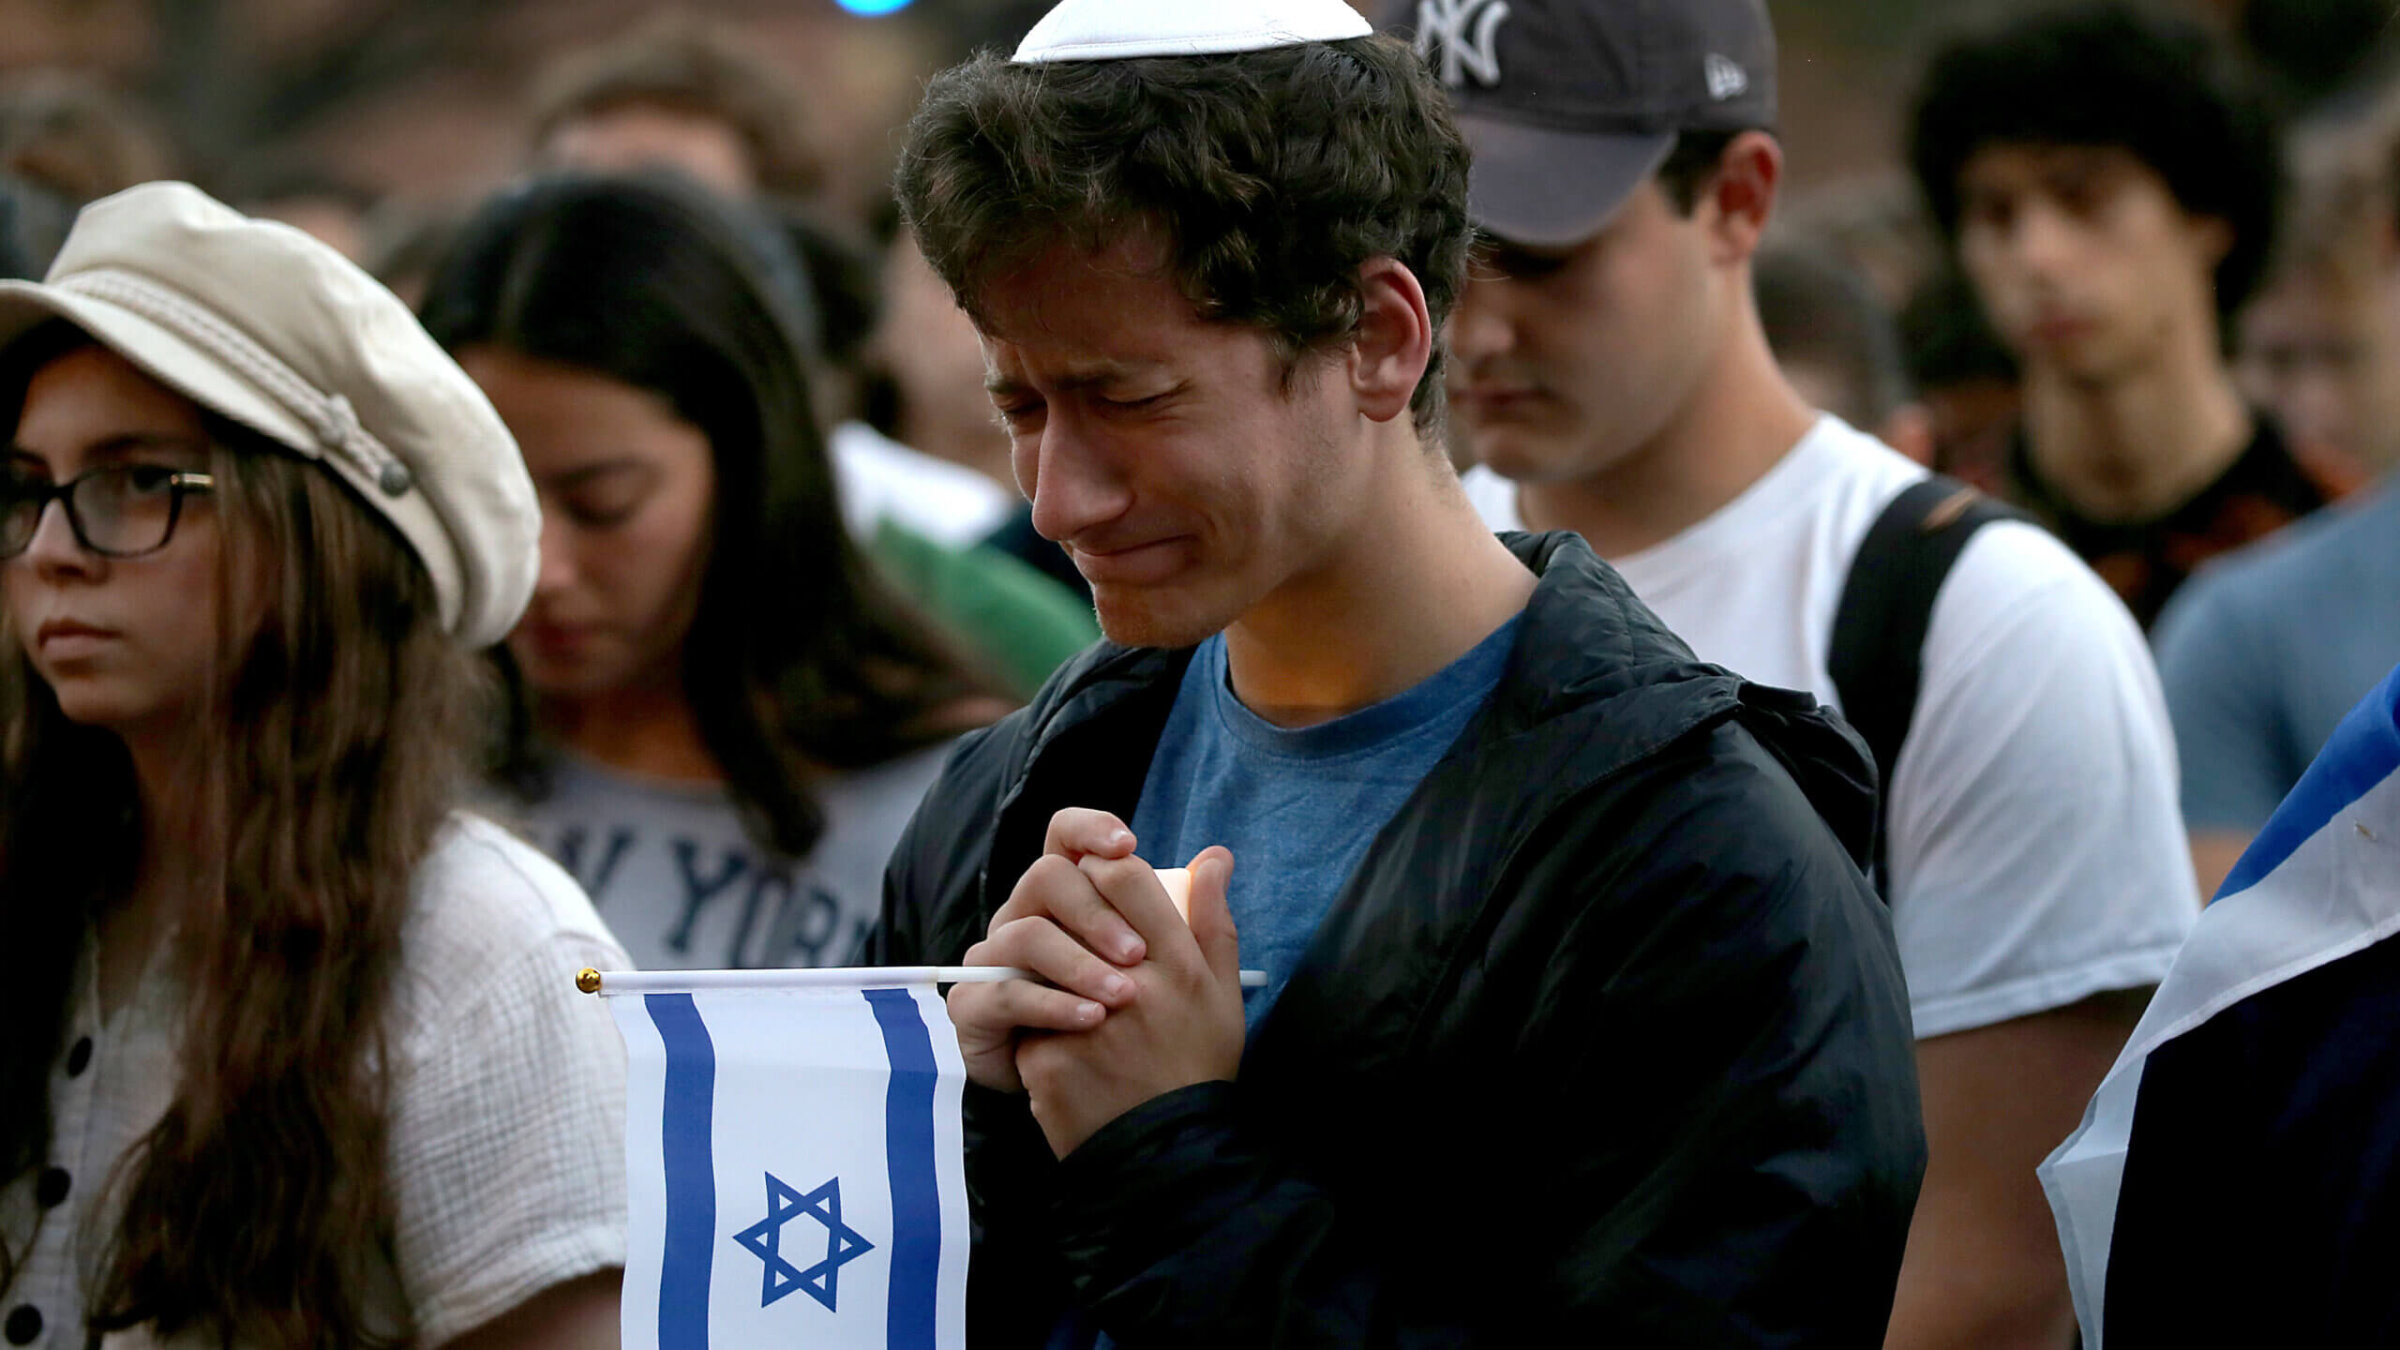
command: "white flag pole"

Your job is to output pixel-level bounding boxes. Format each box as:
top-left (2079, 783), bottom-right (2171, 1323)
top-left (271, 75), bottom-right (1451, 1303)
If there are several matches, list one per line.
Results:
top-left (579, 966), bottom-right (1269, 995)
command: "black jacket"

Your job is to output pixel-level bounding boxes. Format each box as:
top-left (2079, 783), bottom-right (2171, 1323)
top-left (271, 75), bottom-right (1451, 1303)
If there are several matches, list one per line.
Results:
top-left (876, 532), bottom-right (1926, 1347)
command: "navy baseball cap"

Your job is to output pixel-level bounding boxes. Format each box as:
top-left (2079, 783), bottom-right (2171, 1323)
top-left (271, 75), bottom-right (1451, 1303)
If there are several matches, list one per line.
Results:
top-left (1379, 0), bottom-right (1777, 247)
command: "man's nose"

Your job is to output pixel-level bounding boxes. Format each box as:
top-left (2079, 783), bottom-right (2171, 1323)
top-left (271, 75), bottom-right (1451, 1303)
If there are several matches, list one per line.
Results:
top-left (2009, 201), bottom-right (2079, 277)
top-left (1023, 415), bottom-right (1134, 546)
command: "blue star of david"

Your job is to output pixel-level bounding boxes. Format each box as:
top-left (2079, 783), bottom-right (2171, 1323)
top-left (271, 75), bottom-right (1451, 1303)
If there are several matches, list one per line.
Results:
top-left (730, 1172), bottom-right (876, 1311)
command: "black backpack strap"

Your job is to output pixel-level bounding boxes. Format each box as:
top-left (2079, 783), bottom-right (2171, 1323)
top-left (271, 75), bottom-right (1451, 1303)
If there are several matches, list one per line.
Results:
top-left (1829, 476), bottom-right (2025, 894)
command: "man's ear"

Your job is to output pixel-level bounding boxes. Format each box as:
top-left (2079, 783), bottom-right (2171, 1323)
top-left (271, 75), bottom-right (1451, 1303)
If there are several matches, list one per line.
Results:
top-left (1349, 257), bottom-right (1435, 425)
top-left (1704, 130), bottom-right (1785, 267)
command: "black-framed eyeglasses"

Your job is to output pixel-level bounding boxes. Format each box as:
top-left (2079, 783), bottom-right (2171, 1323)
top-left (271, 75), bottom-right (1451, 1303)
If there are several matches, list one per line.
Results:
top-left (0, 464), bottom-right (218, 559)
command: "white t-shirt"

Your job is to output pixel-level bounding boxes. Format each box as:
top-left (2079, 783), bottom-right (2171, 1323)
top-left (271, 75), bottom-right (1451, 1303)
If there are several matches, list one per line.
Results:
top-left (515, 744), bottom-right (953, 971)
top-left (0, 814), bottom-right (628, 1349)
top-left (827, 420), bottom-right (1013, 548)
top-left (1465, 416), bottom-right (2200, 1037)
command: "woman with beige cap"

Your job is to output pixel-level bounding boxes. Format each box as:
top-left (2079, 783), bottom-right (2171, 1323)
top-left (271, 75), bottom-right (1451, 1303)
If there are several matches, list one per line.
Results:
top-left (0, 182), bottom-right (625, 1347)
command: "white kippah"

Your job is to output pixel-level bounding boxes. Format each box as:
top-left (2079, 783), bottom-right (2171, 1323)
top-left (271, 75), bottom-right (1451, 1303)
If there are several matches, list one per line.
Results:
top-left (1012, 0), bottom-right (1373, 64)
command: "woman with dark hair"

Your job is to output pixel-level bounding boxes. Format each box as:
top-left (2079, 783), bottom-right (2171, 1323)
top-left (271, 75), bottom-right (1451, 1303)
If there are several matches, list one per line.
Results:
top-left (0, 183), bottom-right (623, 1347)
top-left (418, 174), bottom-right (1009, 971)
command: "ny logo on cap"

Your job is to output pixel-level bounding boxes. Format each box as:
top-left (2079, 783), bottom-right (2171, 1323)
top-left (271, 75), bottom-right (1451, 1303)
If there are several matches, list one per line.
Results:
top-left (1705, 53), bottom-right (1749, 101)
top-left (1416, 0), bottom-right (1510, 88)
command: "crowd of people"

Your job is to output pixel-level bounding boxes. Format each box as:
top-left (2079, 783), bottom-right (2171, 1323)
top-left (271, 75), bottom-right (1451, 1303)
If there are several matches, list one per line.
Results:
top-left (0, 0), bottom-right (2393, 1344)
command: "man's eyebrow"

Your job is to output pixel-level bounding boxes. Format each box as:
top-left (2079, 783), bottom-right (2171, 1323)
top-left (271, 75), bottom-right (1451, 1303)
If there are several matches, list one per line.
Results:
top-left (985, 362), bottom-right (1167, 399)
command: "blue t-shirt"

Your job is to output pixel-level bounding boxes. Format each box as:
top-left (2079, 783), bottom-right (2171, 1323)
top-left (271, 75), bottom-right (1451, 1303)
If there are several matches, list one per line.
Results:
top-left (1129, 616), bottom-right (1521, 1030)
top-left (2154, 483), bottom-right (2400, 833)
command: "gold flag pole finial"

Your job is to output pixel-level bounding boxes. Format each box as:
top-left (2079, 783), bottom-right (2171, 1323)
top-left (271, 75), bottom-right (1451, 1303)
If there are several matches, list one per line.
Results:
top-left (576, 968), bottom-right (603, 995)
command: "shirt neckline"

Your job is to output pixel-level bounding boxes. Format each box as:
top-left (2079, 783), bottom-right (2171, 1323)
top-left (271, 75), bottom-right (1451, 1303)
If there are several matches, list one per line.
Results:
top-left (1194, 611), bottom-right (1524, 762)
top-left (1610, 414), bottom-right (1847, 589)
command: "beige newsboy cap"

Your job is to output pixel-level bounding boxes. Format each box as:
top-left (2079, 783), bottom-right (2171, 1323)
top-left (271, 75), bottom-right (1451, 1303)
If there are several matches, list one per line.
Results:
top-left (0, 181), bottom-right (539, 648)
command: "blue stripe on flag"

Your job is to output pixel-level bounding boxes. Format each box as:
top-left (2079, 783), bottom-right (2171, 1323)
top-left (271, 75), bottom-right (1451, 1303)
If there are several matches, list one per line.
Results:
top-left (647, 993), bottom-right (718, 1350)
top-left (2220, 661), bottom-right (2400, 901)
top-left (866, 987), bottom-right (942, 1350)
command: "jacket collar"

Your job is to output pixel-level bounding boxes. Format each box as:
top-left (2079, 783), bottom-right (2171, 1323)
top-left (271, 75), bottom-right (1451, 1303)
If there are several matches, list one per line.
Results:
top-left (982, 528), bottom-right (1873, 906)
top-left (1483, 530), bottom-right (1733, 732)
top-left (1016, 529), bottom-right (1732, 750)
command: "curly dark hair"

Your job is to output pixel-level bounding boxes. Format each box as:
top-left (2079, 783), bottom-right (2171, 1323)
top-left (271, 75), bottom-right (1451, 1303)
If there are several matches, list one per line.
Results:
top-left (894, 36), bottom-right (1472, 434)
top-left (1907, 1), bottom-right (2284, 319)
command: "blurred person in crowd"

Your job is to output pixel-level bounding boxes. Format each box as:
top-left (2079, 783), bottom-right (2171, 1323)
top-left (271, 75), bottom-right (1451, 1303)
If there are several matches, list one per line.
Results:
top-left (218, 159), bottom-right (380, 263)
top-left (0, 183), bottom-right (624, 1348)
top-left (526, 11), bottom-right (821, 202)
top-left (2240, 0), bottom-right (2400, 113)
top-left (778, 204), bottom-right (883, 428)
top-left (1909, 1), bottom-right (2354, 628)
top-left (2234, 121), bottom-right (2400, 476)
top-left (420, 173), bottom-right (1015, 972)
top-left (0, 71), bottom-right (171, 207)
top-left (868, 228), bottom-right (1015, 498)
top-left (1420, 0), bottom-right (2197, 1343)
top-left (778, 205), bottom-right (1104, 674)
top-left (1900, 264), bottom-right (2023, 485)
top-left (865, 222), bottom-right (1095, 602)
top-left (2156, 107), bottom-right (2400, 898)
top-left (2156, 475), bottom-right (2400, 898)
top-left (853, 0), bottom-right (1084, 601)
top-left (0, 173), bottom-right (69, 281)
top-left (525, 20), bottom-right (1095, 682)
top-left (1754, 236), bottom-right (1935, 463)
top-left (1780, 174), bottom-right (1945, 313)
top-left (784, 209), bottom-right (1016, 549)
top-left (366, 204), bottom-right (462, 311)
top-left (878, 0), bottom-right (1924, 1341)
top-left (873, 0), bottom-right (1096, 602)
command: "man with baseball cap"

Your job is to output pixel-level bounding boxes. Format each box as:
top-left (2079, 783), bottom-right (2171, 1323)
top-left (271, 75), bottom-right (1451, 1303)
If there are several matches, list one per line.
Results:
top-left (1401, 0), bottom-right (2200, 1342)
top-left (875, 0), bottom-right (1924, 1341)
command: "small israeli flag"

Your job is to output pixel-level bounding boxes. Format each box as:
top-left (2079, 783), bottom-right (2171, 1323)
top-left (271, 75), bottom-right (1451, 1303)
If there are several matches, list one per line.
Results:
top-left (602, 971), bottom-right (970, 1350)
top-left (2041, 662), bottom-right (2400, 1346)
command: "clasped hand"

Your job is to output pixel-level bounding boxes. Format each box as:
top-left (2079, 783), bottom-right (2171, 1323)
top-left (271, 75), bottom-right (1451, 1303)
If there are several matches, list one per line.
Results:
top-left (949, 808), bottom-right (1245, 1158)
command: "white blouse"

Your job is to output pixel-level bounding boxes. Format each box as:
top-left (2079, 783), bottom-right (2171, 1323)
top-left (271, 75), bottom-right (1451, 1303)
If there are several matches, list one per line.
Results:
top-left (0, 814), bottom-right (631, 1349)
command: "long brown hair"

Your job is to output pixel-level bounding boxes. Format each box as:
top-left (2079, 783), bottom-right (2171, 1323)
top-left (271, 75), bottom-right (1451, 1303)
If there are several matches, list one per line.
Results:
top-left (0, 329), bottom-right (489, 1348)
top-left (418, 176), bottom-right (1003, 860)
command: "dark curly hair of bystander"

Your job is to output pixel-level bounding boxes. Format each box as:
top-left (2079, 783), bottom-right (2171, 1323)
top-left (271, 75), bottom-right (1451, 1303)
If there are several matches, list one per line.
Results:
top-left (1908, 1), bottom-right (2285, 322)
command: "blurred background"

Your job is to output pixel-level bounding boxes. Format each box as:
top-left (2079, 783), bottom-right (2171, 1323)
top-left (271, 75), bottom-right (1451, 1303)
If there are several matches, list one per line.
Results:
top-left (0, 0), bottom-right (2391, 236)
top-left (5, 0), bottom-right (2399, 606)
